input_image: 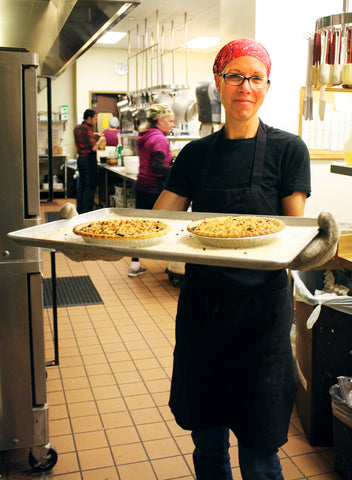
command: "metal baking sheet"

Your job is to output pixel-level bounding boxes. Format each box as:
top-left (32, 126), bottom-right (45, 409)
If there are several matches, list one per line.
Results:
top-left (8, 208), bottom-right (319, 270)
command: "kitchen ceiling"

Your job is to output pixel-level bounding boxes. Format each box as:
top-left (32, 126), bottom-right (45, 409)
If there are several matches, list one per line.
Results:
top-left (95, 0), bottom-right (220, 52)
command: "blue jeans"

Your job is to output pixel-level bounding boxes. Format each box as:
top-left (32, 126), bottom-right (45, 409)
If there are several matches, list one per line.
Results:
top-left (191, 427), bottom-right (284, 480)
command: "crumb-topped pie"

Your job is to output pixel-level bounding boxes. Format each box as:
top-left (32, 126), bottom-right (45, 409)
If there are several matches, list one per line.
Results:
top-left (187, 216), bottom-right (286, 248)
top-left (73, 217), bottom-right (170, 247)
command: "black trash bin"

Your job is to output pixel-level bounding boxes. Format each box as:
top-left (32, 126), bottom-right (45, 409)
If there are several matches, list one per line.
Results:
top-left (330, 384), bottom-right (352, 480)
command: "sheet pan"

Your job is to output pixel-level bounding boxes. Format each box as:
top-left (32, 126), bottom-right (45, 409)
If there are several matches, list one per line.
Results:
top-left (8, 208), bottom-right (319, 270)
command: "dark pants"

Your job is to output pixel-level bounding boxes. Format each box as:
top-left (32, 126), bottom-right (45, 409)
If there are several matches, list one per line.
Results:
top-left (192, 427), bottom-right (284, 480)
top-left (77, 156), bottom-right (97, 214)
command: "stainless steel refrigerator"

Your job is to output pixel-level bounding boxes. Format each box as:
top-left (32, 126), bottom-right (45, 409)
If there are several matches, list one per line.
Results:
top-left (0, 47), bottom-right (57, 471)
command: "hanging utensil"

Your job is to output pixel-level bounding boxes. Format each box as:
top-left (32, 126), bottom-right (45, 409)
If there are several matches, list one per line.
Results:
top-left (342, 27), bottom-right (352, 88)
top-left (318, 30), bottom-right (329, 121)
top-left (303, 36), bottom-right (314, 121)
top-left (331, 30), bottom-right (342, 85)
top-left (311, 32), bottom-right (321, 87)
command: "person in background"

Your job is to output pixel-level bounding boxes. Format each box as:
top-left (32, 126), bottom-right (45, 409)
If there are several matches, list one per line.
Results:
top-left (153, 38), bottom-right (320, 480)
top-left (128, 103), bottom-right (175, 277)
top-left (74, 109), bottom-right (105, 214)
top-left (103, 116), bottom-right (120, 146)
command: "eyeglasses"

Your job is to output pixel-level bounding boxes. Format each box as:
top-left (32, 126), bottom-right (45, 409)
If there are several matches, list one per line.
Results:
top-left (219, 73), bottom-right (270, 90)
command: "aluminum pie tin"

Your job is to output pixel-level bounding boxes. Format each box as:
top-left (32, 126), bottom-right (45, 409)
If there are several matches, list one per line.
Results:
top-left (73, 217), bottom-right (170, 248)
top-left (187, 216), bottom-right (286, 249)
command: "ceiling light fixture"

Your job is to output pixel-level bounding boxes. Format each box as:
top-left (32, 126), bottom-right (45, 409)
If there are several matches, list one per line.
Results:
top-left (97, 31), bottom-right (127, 44)
top-left (186, 37), bottom-right (220, 49)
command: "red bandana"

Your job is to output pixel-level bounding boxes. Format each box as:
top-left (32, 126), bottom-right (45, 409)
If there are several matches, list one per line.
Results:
top-left (213, 38), bottom-right (272, 77)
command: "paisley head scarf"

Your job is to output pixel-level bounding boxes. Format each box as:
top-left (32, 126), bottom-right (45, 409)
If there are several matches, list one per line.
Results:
top-left (149, 103), bottom-right (174, 121)
top-left (213, 38), bottom-right (272, 77)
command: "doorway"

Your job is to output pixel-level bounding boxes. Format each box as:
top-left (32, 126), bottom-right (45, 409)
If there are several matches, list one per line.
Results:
top-left (89, 91), bottom-right (125, 131)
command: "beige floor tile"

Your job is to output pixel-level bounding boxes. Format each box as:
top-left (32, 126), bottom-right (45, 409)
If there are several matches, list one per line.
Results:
top-left (46, 378), bottom-right (63, 393)
top-left (292, 452), bottom-right (335, 477)
top-left (70, 414), bottom-right (103, 434)
top-left (82, 352), bottom-right (108, 365)
top-left (137, 421), bottom-right (171, 442)
top-left (96, 397), bottom-right (127, 414)
top-left (78, 447), bottom-right (114, 470)
top-left (47, 390), bottom-right (66, 406)
top-left (65, 388), bottom-right (94, 403)
top-left (143, 438), bottom-right (180, 459)
top-left (118, 381), bottom-right (149, 396)
top-left (145, 378), bottom-right (171, 394)
top-left (100, 410), bottom-right (133, 429)
top-left (282, 433), bottom-right (316, 456)
top-left (151, 456), bottom-right (192, 480)
top-left (81, 466), bottom-right (119, 480)
top-left (49, 452), bottom-right (80, 476)
top-left (92, 384), bottom-right (121, 400)
top-left (49, 403), bottom-right (68, 420)
top-left (62, 376), bottom-right (90, 391)
top-left (67, 400), bottom-right (99, 418)
top-left (117, 460), bottom-right (157, 480)
top-left (130, 407), bottom-right (164, 425)
top-left (49, 418), bottom-right (72, 437)
top-left (49, 434), bottom-right (75, 453)
top-left (88, 373), bottom-right (116, 387)
top-left (174, 434), bottom-right (194, 455)
top-left (106, 425), bottom-right (140, 446)
top-left (111, 442), bottom-right (148, 465)
top-left (280, 457), bottom-right (306, 480)
top-left (124, 393), bottom-right (155, 410)
top-left (74, 430), bottom-right (108, 451)
top-left (114, 370), bottom-right (142, 384)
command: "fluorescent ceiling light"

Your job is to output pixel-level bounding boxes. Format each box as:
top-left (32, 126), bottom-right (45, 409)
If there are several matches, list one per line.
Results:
top-left (97, 32), bottom-right (127, 44)
top-left (186, 37), bottom-right (220, 49)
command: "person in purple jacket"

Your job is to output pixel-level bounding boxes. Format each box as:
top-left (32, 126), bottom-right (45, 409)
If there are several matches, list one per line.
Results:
top-left (128, 103), bottom-right (175, 277)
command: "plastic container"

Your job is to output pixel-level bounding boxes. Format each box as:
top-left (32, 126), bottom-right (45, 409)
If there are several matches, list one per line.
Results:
top-left (124, 156), bottom-right (139, 174)
top-left (330, 384), bottom-right (352, 479)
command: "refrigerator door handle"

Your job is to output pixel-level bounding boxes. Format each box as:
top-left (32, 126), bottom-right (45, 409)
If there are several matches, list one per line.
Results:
top-left (24, 67), bottom-right (40, 217)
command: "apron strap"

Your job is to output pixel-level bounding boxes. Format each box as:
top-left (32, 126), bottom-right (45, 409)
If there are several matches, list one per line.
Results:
top-left (251, 119), bottom-right (267, 186)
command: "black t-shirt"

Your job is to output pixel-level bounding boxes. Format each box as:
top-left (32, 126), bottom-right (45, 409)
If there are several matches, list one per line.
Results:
top-left (166, 124), bottom-right (311, 212)
top-left (165, 124), bottom-right (311, 292)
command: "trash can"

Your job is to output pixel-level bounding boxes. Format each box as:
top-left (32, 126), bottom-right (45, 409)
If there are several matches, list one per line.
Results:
top-left (330, 384), bottom-right (352, 479)
top-left (292, 270), bottom-right (352, 446)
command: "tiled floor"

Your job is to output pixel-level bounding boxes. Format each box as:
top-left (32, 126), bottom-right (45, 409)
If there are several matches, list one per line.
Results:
top-left (0, 200), bottom-right (343, 480)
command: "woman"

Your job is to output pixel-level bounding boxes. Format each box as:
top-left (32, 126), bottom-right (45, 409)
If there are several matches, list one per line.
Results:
top-left (103, 116), bottom-right (120, 146)
top-left (128, 103), bottom-right (175, 277)
top-left (154, 39), bottom-right (311, 479)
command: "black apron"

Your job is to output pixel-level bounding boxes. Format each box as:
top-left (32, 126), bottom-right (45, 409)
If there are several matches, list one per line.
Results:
top-left (169, 121), bottom-right (298, 449)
